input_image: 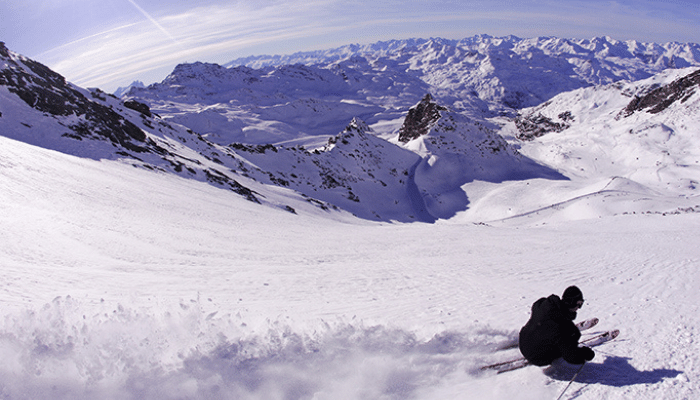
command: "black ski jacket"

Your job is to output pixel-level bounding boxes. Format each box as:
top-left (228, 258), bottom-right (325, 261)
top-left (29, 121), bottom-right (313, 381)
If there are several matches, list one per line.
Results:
top-left (518, 294), bottom-right (589, 366)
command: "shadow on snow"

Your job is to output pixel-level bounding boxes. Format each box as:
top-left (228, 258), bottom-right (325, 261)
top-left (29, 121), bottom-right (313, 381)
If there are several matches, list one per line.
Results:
top-left (544, 356), bottom-right (682, 387)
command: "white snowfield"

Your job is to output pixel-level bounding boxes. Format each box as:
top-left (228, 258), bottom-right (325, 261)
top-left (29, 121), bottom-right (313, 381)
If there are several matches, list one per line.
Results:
top-left (1, 134), bottom-right (699, 400)
top-left (1, 36), bottom-right (700, 399)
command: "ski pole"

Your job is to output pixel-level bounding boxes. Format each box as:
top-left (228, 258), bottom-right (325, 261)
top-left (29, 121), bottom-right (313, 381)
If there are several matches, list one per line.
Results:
top-left (555, 362), bottom-right (585, 400)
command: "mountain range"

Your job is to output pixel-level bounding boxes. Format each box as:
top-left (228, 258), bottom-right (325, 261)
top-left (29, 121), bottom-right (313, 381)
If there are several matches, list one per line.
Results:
top-left (2, 35), bottom-right (700, 223)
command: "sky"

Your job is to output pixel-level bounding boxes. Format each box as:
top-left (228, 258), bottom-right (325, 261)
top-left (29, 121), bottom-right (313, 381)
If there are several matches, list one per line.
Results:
top-left (1, 0), bottom-right (699, 92)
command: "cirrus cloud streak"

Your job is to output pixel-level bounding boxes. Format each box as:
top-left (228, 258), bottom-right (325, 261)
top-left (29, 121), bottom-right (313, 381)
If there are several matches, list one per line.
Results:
top-left (29, 0), bottom-right (700, 92)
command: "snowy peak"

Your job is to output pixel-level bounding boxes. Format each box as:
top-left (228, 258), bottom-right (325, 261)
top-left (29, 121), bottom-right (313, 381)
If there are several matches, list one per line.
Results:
top-left (113, 80), bottom-right (145, 97)
top-left (145, 61), bottom-right (350, 100)
top-left (398, 95), bottom-right (521, 163)
top-left (324, 117), bottom-right (372, 149)
top-left (164, 62), bottom-right (262, 88)
top-left (224, 35), bottom-right (700, 110)
top-left (345, 116), bottom-right (371, 133)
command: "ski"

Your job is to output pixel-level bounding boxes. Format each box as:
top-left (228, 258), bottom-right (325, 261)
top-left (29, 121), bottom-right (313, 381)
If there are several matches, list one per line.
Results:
top-left (576, 317), bottom-right (599, 331)
top-left (493, 359), bottom-right (530, 374)
top-left (493, 358), bottom-right (529, 373)
top-left (481, 327), bottom-right (619, 374)
top-left (581, 329), bottom-right (620, 346)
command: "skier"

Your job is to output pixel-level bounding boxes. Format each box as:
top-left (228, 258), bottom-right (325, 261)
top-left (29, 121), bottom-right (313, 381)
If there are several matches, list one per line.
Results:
top-left (518, 286), bottom-right (595, 366)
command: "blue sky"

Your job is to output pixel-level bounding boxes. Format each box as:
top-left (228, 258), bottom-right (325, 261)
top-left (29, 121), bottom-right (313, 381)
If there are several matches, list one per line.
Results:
top-left (1, 0), bottom-right (699, 92)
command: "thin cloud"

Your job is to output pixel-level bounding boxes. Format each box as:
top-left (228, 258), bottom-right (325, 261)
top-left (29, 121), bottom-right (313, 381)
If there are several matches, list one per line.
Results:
top-left (126, 0), bottom-right (179, 44)
top-left (35, 0), bottom-right (700, 91)
top-left (35, 22), bottom-right (141, 59)
top-left (43, 2), bottom-right (337, 89)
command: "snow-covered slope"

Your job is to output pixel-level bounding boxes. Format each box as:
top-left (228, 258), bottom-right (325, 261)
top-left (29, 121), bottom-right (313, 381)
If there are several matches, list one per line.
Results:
top-left (394, 94), bottom-right (567, 219)
top-left (0, 43), bottom-right (383, 219)
top-left (449, 66), bottom-right (700, 224)
top-left (2, 126), bottom-right (700, 400)
top-left (489, 67), bottom-right (700, 218)
top-left (224, 118), bottom-right (425, 222)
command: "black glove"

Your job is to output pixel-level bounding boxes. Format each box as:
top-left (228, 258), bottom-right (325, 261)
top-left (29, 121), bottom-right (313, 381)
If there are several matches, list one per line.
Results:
top-left (580, 346), bottom-right (595, 361)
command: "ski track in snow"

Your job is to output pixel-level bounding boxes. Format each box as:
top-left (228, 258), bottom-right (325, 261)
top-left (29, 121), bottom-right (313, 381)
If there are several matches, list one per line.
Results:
top-left (1, 136), bottom-right (699, 399)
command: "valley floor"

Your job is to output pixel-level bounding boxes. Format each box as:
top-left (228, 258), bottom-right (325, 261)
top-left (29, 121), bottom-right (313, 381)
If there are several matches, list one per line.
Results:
top-left (1, 136), bottom-right (699, 399)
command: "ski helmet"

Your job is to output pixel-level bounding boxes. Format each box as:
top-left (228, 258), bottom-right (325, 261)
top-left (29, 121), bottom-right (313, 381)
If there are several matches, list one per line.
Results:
top-left (562, 286), bottom-right (584, 309)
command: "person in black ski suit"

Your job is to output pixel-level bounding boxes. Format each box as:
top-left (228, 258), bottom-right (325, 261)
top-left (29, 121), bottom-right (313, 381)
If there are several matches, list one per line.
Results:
top-left (518, 286), bottom-right (595, 366)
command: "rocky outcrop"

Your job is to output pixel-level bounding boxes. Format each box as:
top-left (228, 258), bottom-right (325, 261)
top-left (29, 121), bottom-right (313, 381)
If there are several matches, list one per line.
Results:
top-left (123, 99), bottom-right (152, 117)
top-left (397, 94), bottom-right (446, 143)
top-left (624, 68), bottom-right (700, 115)
top-left (514, 112), bottom-right (571, 140)
top-left (0, 44), bottom-right (148, 151)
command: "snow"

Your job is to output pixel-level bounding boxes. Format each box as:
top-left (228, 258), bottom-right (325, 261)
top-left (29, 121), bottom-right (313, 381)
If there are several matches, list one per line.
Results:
top-left (2, 133), bottom-right (700, 399)
top-left (223, 35), bottom-right (700, 111)
top-left (509, 67), bottom-right (700, 200)
top-left (2, 38), bottom-right (700, 399)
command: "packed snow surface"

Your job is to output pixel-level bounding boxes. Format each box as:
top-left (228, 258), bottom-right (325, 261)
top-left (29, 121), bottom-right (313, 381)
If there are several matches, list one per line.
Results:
top-left (1, 135), bottom-right (699, 399)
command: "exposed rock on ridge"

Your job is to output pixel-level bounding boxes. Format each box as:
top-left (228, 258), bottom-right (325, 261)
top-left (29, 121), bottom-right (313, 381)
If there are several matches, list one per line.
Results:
top-left (397, 94), bottom-right (446, 143)
top-left (0, 42), bottom-right (147, 151)
top-left (514, 112), bottom-right (571, 140)
top-left (624, 68), bottom-right (700, 115)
